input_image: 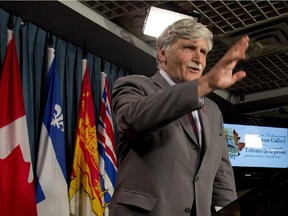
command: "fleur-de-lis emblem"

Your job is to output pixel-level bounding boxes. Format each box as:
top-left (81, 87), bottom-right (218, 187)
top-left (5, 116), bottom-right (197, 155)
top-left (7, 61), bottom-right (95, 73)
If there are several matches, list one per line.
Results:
top-left (51, 104), bottom-right (64, 132)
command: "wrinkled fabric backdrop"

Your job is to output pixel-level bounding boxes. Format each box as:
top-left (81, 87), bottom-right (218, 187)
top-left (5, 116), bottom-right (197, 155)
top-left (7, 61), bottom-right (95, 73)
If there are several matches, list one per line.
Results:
top-left (0, 9), bottom-right (128, 177)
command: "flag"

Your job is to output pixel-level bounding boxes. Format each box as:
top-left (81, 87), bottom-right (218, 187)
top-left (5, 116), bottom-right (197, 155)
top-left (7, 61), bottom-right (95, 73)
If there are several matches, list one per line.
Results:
top-left (69, 59), bottom-right (103, 216)
top-left (0, 30), bottom-right (37, 216)
top-left (35, 46), bottom-right (69, 215)
top-left (97, 72), bottom-right (117, 216)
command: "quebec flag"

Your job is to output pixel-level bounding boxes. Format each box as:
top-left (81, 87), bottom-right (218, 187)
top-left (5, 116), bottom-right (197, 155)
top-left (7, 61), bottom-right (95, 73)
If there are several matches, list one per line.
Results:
top-left (35, 47), bottom-right (69, 216)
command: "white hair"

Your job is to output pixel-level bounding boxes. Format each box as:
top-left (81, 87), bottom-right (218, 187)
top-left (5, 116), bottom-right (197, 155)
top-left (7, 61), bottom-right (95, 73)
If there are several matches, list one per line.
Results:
top-left (156, 18), bottom-right (213, 52)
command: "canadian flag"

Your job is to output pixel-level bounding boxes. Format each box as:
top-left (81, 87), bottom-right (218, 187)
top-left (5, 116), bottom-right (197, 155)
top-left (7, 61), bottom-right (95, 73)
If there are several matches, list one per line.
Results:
top-left (0, 30), bottom-right (37, 216)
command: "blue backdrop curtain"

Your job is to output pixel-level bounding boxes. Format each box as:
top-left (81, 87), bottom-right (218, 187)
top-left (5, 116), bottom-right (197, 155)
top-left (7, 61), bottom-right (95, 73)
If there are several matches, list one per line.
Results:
top-left (0, 9), bottom-right (128, 176)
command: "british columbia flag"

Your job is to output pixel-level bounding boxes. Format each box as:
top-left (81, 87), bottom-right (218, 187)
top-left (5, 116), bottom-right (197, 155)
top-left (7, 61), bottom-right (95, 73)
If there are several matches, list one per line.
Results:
top-left (97, 72), bottom-right (118, 216)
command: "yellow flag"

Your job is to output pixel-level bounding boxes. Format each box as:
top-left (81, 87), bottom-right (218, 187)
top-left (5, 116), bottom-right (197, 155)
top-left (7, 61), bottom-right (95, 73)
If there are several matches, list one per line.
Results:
top-left (69, 59), bottom-right (103, 216)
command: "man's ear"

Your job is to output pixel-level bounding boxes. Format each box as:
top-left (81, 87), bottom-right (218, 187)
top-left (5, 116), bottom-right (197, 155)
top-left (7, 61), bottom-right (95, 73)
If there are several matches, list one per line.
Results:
top-left (157, 47), bottom-right (167, 63)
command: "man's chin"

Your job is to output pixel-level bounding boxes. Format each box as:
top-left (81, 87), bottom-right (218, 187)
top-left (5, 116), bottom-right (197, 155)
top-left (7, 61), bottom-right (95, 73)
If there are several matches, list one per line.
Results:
top-left (185, 74), bottom-right (201, 82)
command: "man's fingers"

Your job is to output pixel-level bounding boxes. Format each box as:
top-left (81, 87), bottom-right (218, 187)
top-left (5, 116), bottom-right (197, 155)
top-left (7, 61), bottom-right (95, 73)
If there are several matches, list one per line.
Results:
top-left (233, 70), bottom-right (246, 83)
top-left (222, 35), bottom-right (249, 66)
top-left (231, 35), bottom-right (249, 60)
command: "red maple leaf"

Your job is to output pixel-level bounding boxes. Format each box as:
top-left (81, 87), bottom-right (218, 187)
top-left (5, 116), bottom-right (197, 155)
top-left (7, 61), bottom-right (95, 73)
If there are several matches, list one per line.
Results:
top-left (0, 145), bottom-right (37, 216)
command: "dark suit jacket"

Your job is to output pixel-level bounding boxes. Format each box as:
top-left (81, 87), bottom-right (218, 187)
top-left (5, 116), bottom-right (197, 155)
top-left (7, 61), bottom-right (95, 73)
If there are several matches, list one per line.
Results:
top-left (110, 71), bottom-right (237, 216)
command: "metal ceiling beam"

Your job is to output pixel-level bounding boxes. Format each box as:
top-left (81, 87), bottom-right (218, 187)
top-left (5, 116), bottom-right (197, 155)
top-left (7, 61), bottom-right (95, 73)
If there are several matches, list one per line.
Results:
top-left (59, 1), bottom-right (156, 58)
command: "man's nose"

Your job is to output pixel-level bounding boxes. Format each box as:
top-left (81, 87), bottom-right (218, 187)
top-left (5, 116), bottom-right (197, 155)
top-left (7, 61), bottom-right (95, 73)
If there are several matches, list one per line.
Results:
top-left (191, 55), bottom-right (200, 65)
top-left (192, 50), bottom-right (201, 61)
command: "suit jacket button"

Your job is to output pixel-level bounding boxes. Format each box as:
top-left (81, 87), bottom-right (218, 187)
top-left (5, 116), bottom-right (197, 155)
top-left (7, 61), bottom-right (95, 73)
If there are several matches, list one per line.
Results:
top-left (184, 208), bottom-right (191, 213)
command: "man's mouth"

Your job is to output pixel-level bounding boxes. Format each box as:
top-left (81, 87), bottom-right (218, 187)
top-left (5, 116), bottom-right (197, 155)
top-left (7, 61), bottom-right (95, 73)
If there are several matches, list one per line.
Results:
top-left (188, 62), bottom-right (202, 72)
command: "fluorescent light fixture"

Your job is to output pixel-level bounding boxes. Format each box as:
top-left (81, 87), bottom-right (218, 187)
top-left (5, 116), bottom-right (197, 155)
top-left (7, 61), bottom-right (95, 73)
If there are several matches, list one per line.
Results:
top-left (143, 6), bottom-right (197, 38)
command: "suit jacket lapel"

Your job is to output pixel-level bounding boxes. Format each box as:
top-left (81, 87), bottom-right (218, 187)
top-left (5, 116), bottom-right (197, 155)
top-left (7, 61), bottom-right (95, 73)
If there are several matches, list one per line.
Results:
top-left (151, 71), bottom-right (170, 89)
top-left (151, 72), bottom-right (199, 145)
top-left (179, 115), bottom-right (199, 145)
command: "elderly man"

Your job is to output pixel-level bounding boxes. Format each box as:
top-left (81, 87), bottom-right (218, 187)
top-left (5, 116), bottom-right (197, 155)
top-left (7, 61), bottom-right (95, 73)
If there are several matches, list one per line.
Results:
top-left (109, 18), bottom-right (249, 216)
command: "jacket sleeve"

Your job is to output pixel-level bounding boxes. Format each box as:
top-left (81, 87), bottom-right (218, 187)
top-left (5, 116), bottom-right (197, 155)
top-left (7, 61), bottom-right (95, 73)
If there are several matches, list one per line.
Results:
top-left (112, 75), bottom-right (202, 139)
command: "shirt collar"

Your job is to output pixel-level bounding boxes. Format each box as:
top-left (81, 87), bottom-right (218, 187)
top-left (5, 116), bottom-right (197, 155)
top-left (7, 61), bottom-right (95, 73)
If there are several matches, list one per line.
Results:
top-left (159, 69), bottom-right (175, 86)
top-left (159, 69), bottom-right (205, 106)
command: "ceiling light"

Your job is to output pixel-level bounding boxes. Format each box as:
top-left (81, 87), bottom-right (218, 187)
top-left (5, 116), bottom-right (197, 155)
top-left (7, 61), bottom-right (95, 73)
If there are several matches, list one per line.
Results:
top-left (143, 6), bottom-right (198, 38)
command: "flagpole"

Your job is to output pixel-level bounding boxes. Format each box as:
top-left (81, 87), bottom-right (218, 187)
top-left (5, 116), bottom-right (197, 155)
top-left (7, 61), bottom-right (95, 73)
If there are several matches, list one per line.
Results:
top-left (47, 32), bottom-right (55, 73)
top-left (82, 40), bottom-right (87, 78)
top-left (7, 13), bottom-right (13, 45)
